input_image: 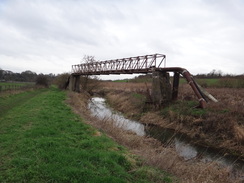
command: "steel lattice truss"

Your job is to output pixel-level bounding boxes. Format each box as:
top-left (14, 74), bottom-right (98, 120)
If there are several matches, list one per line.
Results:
top-left (72, 54), bottom-right (166, 75)
top-left (70, 53), bottom-right (215, 108)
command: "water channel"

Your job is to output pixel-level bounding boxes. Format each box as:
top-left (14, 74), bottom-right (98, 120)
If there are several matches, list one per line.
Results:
top-left (88, 97), bottom-right (244, 179)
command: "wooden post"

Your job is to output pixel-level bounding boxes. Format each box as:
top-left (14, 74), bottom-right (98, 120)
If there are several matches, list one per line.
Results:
top-left (172, 72), bottom-right (180, 100)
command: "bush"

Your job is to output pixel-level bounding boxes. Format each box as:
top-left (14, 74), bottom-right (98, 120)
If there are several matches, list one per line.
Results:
top-left (54, 73), bottom-right (70, 90)
top-left (36, 74), bottom-right (49, 88)
top-left (80, 76), bottom-right (101, 94)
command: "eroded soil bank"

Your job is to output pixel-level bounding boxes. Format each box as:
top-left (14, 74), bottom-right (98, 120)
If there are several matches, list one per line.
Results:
top-left (67, 90), bottom-right (244, 183)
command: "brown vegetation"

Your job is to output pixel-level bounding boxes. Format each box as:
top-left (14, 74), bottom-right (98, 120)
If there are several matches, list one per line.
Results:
top-left (101, 81), bottom-right (151, 93)
top-left (53, 73), bottom-right (70, 89)
top-left (35, 74), bottom-right (50, 88)
top-left (66, 91), bottom-right (242, 183)
top-left (80, 76), bottom-right (101, 94)
top-left (218, 77), bottom-right (244, 88)
top-left (100, 81), bottom-right (244, 156)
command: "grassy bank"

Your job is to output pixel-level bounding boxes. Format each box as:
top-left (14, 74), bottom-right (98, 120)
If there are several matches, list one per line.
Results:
top-left (0, 87), bottom-right (173, 182)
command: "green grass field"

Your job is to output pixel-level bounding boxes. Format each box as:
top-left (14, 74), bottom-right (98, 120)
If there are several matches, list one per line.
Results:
top-left (0, 87), bottom-right (173, 182)
top-left (113, 79), bottom-right (129, 83)
top-left (179, 78), bottom-right (219, 86)
top-left (0, 82), bottom-right (34, 88)
top-left (0, 82), bottom-right (34, 92)
top-left (113, 76), bottom-right (244, 88)
top-left (0, 82), bottom-right (24, 86)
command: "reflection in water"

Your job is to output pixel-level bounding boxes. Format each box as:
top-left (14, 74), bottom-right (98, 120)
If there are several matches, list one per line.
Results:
top-left (88, 97), bottom-right (244, 179)
top-left (145, 125), bottom-right (244, 177)
top-left (88, 97), bottom-right (145, 136)
top-left (175, 139), bottom-right (198, 160)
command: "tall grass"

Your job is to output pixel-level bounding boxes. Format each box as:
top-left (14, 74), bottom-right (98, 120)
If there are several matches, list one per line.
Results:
top-left (218, 77), bottom-right (244, 88)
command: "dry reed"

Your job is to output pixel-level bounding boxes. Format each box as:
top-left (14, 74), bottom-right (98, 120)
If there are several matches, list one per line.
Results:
top-left (102, 82), bottom-right (244, 153)
top-left (66, 91), bottom-right (242, 183)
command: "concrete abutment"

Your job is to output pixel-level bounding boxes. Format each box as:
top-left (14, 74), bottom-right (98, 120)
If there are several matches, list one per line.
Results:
top-left (69, 75), bottom-right (80, 92)
top-left (151, 71), bottom-right (180, 106)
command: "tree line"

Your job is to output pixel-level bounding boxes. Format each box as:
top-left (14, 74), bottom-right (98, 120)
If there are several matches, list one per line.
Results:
top-left (195, 69), bottom-right (244, 78)
top-left (0, 69), bottom-right (55, 83)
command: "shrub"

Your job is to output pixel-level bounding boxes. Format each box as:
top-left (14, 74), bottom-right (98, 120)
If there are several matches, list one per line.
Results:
top-left (80, 75), bottom-right (101, 94)
top-left (36, 74), bottom-right (49, 88)
top-left (54, 73), bottom-right (70, 90)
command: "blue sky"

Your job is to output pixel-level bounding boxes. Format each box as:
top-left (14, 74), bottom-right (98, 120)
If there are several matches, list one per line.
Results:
top-left (0, 0), bottom-right (243, 79)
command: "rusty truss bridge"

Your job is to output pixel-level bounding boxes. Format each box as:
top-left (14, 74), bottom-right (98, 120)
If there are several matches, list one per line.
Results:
top-left (70, 53), bottom-right (217, 108)
top-left (72, 54), bottom-right (166, 75)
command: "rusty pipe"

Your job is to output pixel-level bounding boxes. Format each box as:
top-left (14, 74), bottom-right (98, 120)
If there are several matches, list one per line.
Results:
top-left (181, 69), bottom-right (207, 108)
top-left (155, 67), bottom-right (207, 108)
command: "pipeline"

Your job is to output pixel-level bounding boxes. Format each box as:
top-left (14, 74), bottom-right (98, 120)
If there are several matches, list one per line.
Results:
top-left (156, 67), bottom-right (208, 108)
top-left (181, 69), bottom-right (207, 108)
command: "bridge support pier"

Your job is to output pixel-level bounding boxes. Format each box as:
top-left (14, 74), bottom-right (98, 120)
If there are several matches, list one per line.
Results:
top-left (152, 71), bottom-right (181, 106)
top-left (152, 71), bottom-right (172, 106)
top-left (172, 72), bottom-right (180, 100)
top-left (69, 75), bottom-right (80, 92)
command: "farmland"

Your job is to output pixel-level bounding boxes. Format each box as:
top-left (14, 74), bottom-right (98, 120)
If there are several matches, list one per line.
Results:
top-left (0, 82), bottom-right (34, 93)
top-left (116, 75), bottom-right (244, 88)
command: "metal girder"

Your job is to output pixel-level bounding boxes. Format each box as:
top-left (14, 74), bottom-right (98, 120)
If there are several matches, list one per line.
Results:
top-left (72, 54), bottom-right (166, 75)
top-left (71, 54), bottom-right (210, 108)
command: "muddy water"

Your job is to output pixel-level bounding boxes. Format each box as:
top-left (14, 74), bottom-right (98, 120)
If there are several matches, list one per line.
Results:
top-left (88, 97), bottom-right (145, 136)
top-left (146, 125), bottom-right (244, 174)
top-left (88, 97), bottom-right (244, 179)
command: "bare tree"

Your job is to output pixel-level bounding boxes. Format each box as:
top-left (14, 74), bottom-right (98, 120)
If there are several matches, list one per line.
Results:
top-left (80, 55), bottom-right (101, 94)
top-left (81, 55), bottom-right (95, 64)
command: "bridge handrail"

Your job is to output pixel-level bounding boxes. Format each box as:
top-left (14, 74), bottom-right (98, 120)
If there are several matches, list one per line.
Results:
top-left (72, 54), bottom-right (166, 75)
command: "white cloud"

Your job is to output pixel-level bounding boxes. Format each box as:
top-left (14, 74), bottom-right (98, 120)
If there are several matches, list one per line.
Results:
top-left (0, 0), bottom-right (243, 78)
